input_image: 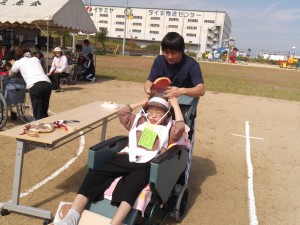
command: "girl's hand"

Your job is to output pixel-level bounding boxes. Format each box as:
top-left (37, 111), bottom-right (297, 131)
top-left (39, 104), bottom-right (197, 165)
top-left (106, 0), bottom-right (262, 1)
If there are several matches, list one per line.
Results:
top-left (141, 97), bottom-right (149, 106)
top-left (129, 97), bottom-right (149, 110)
top-left (168, 97), bottom-right (179, 107)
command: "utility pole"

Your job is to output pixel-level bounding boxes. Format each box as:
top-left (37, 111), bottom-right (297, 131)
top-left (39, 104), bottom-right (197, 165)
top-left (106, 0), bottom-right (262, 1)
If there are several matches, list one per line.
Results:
top-left (122, 0), bottom-right (129, 55)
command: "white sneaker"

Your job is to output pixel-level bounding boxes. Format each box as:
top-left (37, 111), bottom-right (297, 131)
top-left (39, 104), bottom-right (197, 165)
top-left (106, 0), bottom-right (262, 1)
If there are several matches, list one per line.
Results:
top-left (91, 77), bottom-right (96, 82)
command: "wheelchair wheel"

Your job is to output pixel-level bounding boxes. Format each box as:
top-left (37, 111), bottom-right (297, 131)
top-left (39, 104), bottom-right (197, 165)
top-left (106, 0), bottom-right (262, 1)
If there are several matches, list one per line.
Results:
top-left (16, 92), bottom-right (35, 124)
top-left (68, 65), bottom-right (78, 85)
top-left (0, 208), bottom-right (10, 216)
top-left (0, 93), bottom-right (8, 130)
top-left (174, 184), bottom-right (189, 223)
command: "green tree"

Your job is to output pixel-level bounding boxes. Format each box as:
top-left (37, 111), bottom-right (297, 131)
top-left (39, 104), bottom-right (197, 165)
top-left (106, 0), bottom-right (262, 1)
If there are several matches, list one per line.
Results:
top-left (55, 31), bottom-right (72, 48)
top-left (96, 28), bottom-right (108, 54)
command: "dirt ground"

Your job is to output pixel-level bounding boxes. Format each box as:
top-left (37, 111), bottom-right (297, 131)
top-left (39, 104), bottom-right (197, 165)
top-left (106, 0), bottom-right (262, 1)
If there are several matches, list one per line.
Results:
top-left (0, 78), bottom-right (300, 225)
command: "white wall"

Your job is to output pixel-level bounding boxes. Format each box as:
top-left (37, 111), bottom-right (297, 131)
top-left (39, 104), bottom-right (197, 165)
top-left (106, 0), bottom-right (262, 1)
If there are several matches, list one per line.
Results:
top-left (89, 5), bottom-right (232, 53)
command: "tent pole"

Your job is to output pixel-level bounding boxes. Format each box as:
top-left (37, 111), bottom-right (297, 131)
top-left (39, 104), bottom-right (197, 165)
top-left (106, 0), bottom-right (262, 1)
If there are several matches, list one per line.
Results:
top-left (46, 21), bottom-right (49, 72)
top-left (72, 33), bottom-right (76, 53)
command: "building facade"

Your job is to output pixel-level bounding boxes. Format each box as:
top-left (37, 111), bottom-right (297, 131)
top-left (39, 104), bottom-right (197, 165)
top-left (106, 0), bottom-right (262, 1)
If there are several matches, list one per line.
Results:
top-left (88, 5), bottom-right (232, 53)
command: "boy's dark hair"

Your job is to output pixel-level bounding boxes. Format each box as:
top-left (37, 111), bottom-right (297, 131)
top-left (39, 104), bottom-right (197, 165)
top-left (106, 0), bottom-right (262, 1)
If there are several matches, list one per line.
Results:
top-left (87, 53), bottom-right (93, 60)
top-left (161, 32), bottom-right (185, 53)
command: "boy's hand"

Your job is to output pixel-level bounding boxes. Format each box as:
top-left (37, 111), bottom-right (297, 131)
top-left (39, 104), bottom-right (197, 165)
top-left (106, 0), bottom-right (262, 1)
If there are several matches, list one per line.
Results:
top-left (145, 87), bottom-right (157, 96)
top-left (164, 86), bottom-right (182, 98)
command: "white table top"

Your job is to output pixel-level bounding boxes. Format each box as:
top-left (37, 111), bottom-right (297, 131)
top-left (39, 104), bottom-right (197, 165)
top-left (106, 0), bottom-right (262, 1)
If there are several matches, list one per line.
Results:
top-left (0, 101), bottom-right (123, 144)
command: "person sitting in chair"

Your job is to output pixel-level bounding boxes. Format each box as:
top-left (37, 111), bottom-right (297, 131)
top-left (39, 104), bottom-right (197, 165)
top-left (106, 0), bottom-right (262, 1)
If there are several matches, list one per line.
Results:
top-left (53, 95), bottom-right (186, 225)
top-left (82, 53), bottom-right (95, 82)
top-left (47, 47), bottom-right (70, 93)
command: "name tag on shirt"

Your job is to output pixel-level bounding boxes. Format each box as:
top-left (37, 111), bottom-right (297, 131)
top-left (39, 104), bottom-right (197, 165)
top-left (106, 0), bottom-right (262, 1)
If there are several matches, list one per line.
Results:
top-left (138, 127), bottom-right (157, 150)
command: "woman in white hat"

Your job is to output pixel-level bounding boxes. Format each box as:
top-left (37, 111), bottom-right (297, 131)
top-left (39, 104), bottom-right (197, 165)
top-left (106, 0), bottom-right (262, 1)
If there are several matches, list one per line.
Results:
top-left (47, 47), bottom-right (70, 93)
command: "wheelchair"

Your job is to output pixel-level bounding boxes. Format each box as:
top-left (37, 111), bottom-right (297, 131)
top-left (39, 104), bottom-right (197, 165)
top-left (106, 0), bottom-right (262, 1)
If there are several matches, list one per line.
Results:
top-left (0, 74), bottom-right (34, 130)
top-left (84, 95), bottom-right (199, 225)
top-left (61, 64), bottom-right (78, 85)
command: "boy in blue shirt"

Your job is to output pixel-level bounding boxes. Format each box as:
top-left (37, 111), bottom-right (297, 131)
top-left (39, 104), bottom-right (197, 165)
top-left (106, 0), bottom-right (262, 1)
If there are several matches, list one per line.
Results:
top-left (144, 32), bottom-right (205, 98)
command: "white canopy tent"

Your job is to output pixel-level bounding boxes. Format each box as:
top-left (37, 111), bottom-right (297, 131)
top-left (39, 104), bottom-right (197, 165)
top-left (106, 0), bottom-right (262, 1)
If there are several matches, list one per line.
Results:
top-left (0, 0), bottom-right (97, 65)
top-left (0, 0), bottom-right (96, 33)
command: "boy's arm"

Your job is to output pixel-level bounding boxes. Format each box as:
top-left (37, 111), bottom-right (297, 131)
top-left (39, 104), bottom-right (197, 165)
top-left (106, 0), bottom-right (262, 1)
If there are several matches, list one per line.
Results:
top-left (144, 80), bottom-right (153, 96)
top-left (164, 83), bottom-right (205, 98)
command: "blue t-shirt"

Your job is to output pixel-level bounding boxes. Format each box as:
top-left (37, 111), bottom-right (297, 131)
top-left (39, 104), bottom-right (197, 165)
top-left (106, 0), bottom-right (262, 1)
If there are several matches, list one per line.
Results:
top-left (148, 54), bottom-right (204, 88)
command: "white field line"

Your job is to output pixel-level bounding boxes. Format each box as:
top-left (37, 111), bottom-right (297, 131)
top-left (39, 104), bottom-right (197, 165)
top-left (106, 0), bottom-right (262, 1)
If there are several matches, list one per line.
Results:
top-left (245, 121), bottom-right (259, 225)
top-left (232, 133), bottom-right (264, 140)
top-left (0, 111), bottom-right (86, 208)
top-left (19, 131), bottom-right (85, 198)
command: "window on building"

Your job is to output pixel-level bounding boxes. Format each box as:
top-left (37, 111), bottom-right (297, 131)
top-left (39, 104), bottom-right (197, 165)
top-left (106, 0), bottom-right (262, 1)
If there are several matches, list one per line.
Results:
top-left (133, 23), bottom-right (142, 26)
top-left (115, 28), bottom-right (124, 32)
top-left (133, 16), bottom-right (142, 19)
top-left (169, 18), bottom-right (179, 21)
top-left (186, 33), bottom-right (196, 37)
top-left (189, 41), bottom-right (193, 43)
top-left (99, 20), bottom-right (108, 24)
top-left (152, 38), bottom-right (155, 40)
top-left (100, 14), bottom-right (108, 17)
top-left (150, 24), bottom-right (160, 27)
top-left (116, 15), bottom-right (125, 18)
top-left (187, 26), bottom-right (197, 30)
top-left (132, 29), bottom-right (141, 33)
top-left (188, 19), bottom-right (198, 22)
top-left (204, 20), bottom-right (215, 23)
top-left (151, 17), bottom-right (160, 20)
top-left (168, 25), bottom-right (178, 28)
top-left (116, 21), bottom-right (125, 25)
top-left (150, 30), bottom-right (159, 34)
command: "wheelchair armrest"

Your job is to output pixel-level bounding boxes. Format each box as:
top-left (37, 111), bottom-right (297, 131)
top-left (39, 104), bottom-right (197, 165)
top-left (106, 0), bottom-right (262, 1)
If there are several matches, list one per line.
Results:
top-left (151, 145), bottom-right (188, 164)
top-left (88, 136), bottom-right (128, 171)
top-left (149, 145), bottom-right (189, 203)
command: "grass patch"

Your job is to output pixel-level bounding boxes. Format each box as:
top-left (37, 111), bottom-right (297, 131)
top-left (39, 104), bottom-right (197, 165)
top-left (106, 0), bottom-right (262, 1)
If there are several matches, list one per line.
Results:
top-left (95, 55), bottom-right (300, 102)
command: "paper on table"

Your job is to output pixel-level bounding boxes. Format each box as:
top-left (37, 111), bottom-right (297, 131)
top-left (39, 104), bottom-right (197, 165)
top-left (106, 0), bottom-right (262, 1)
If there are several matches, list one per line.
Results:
top-left (101, 101), bottom-right (119, 109)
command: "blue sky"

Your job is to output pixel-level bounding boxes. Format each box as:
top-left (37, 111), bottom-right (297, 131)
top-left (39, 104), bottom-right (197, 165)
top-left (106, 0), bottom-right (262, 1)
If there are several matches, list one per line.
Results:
top-left (86, 0), bottom-right (300, 55)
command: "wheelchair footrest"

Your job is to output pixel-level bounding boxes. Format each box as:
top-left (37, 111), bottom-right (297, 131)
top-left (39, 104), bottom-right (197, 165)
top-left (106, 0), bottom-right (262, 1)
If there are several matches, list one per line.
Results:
top-left (78, 210), bottom-right (115, 225)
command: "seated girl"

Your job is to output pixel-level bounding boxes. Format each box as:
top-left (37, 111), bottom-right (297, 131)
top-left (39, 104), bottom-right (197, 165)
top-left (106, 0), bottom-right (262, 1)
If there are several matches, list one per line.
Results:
top-left (83, 53), bottom-right (95, 82)
top-left (47, 47), bottom-right (70, 92)
top-left (54, 94), bottom-right (185, 225)
top-left (76, 53), bottom-right (86, 79)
